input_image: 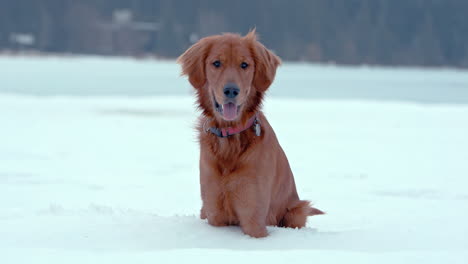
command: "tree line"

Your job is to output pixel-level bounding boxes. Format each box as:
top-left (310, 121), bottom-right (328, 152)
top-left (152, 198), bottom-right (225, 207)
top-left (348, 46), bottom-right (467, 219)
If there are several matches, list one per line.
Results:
top-left (1, 0), bottom-right (467, 67)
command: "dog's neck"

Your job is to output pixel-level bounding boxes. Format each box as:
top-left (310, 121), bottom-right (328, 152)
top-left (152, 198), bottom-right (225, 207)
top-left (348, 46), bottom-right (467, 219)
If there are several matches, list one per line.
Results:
top-left (204, 113), bottom-right (259, 138)
top-left (198, 112), bottom-right (264, 174)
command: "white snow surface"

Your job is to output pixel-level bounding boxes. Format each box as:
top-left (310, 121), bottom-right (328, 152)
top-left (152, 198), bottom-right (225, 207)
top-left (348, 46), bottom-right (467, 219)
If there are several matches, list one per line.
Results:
top-left (1, 56), bottom-right (468, 263)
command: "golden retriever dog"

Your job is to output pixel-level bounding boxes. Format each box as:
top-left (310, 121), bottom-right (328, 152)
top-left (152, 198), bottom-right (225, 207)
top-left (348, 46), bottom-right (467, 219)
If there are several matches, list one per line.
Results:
top-left (178, 30), bottom-right (323, 238)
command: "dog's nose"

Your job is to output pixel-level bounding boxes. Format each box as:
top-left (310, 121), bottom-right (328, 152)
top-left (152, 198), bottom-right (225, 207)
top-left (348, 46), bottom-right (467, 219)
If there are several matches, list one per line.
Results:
top-left (223, 83), bottom-right (240, 99)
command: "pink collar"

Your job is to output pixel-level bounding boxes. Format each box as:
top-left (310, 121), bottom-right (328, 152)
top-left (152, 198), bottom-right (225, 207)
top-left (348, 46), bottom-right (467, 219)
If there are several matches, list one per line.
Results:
top-left (205, 114), bottom-right (261, 138)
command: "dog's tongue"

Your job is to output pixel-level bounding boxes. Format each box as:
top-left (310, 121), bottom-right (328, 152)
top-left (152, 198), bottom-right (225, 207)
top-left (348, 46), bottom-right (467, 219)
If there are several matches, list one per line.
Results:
top-left (223, 103), bottom-right (237, 120)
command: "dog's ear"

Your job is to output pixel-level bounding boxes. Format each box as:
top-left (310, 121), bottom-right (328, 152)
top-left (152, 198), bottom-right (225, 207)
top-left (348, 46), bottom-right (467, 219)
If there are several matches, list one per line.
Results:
top-left (177, 37), bottom-right (214, 89)
top-left (246, 30), bottom-right (281, 92)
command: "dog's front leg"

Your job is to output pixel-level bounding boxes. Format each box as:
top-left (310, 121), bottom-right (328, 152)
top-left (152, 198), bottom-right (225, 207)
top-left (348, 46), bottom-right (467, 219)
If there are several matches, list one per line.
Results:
top-left (199, 159), bottom-right (232, 227)
top-left (232, 182), bottom-right (269, 238)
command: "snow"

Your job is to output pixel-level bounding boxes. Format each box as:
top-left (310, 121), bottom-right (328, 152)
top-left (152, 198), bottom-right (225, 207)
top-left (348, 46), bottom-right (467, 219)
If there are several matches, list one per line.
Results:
top-left (2, 55), bottom-right (468, 103)
top-left (1, 56), bottom-right (468, 263)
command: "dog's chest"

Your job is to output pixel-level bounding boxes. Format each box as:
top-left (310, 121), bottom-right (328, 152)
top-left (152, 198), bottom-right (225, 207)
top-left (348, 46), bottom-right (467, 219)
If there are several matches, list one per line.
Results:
top-left (215, 175), bottom-right (246, 219)
top-left (208, 137), bottom-right (254, 173)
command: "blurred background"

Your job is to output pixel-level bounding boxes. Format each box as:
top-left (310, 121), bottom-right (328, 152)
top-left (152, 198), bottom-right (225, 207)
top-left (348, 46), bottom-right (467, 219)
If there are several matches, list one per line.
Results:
top-left (2, 0), bottom-right (467, 102)
top-left (1, 0), bottom-right (468, 67)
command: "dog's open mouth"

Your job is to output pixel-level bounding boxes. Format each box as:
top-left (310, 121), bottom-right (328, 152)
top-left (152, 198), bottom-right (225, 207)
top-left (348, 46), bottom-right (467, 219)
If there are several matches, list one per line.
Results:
top-left (214, 97), bottom-right (241, 121)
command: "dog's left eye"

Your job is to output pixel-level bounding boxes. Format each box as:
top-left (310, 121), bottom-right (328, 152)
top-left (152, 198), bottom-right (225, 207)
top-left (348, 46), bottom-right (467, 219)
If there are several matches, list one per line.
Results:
top-left (240, 62), bottom-right (249, 69)
top-left (213, 60), bottom-right (221, 68)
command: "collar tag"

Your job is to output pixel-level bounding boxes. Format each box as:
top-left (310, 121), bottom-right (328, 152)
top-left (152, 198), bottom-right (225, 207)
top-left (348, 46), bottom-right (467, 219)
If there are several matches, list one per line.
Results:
top-left (254, 123), bottom-right (261, 137)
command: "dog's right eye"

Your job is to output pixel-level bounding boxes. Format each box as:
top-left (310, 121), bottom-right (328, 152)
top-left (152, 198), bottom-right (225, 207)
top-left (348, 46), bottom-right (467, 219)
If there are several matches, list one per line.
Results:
top-left (213, 60), bottom-right (221, 68)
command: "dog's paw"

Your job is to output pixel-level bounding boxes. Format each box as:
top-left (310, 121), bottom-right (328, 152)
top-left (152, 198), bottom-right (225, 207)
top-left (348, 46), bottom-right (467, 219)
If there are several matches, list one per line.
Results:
top-left (200, 208), bottom-right (207, 219)
top-left (206, 214), bottom-right (229, 227)
top-left (242, 225), bottom-right (268, 238)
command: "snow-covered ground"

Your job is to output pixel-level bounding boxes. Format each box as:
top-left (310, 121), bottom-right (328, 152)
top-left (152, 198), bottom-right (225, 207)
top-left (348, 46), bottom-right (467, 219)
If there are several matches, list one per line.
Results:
top-left (1, 55), bottom-right (468, 103)
top-left (1, 56), bottom-right (468, 263)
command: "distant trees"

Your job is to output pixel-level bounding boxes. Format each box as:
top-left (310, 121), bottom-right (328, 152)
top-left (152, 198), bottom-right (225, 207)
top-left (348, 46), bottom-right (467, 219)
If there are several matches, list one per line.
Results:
top-left (0, 0), bottom-right (467, 67)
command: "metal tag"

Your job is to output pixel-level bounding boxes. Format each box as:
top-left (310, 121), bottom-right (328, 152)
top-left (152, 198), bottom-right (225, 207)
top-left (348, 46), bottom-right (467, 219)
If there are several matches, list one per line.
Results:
top-left (255, 123), bottom-right (261, 137)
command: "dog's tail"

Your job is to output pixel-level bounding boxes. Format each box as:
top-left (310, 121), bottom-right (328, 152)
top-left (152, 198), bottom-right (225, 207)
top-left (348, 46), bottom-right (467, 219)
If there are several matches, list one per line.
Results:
top-left (294, 200), bottom-right (324, 216)
top-left (308, 204), bottom-right (325, 216)
top-left (281, 200), bottom-right (324, 228)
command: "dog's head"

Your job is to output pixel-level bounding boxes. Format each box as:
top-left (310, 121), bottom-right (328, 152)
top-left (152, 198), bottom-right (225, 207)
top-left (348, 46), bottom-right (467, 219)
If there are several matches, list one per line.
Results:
top-left (178, 30), bottom-right (281, 123)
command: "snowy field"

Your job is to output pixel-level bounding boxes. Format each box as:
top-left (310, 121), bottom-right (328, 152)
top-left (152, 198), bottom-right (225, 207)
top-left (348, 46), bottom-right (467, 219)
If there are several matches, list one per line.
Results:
top-left (1, 56), bottom-right (468, 263)
top-left (1, 55), bottom-right (468, 103)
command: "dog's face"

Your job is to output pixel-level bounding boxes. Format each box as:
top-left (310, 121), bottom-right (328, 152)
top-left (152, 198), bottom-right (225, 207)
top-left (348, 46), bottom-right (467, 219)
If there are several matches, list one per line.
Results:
top-left (178, 31), bottom-right (281, 122)
top-left (205, 38), bottom-right (254, 121)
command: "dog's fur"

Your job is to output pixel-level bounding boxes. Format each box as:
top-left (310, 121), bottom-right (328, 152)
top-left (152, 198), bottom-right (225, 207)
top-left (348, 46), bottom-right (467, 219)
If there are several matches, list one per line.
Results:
top-left (178, 30), bottom-right (323, 238)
